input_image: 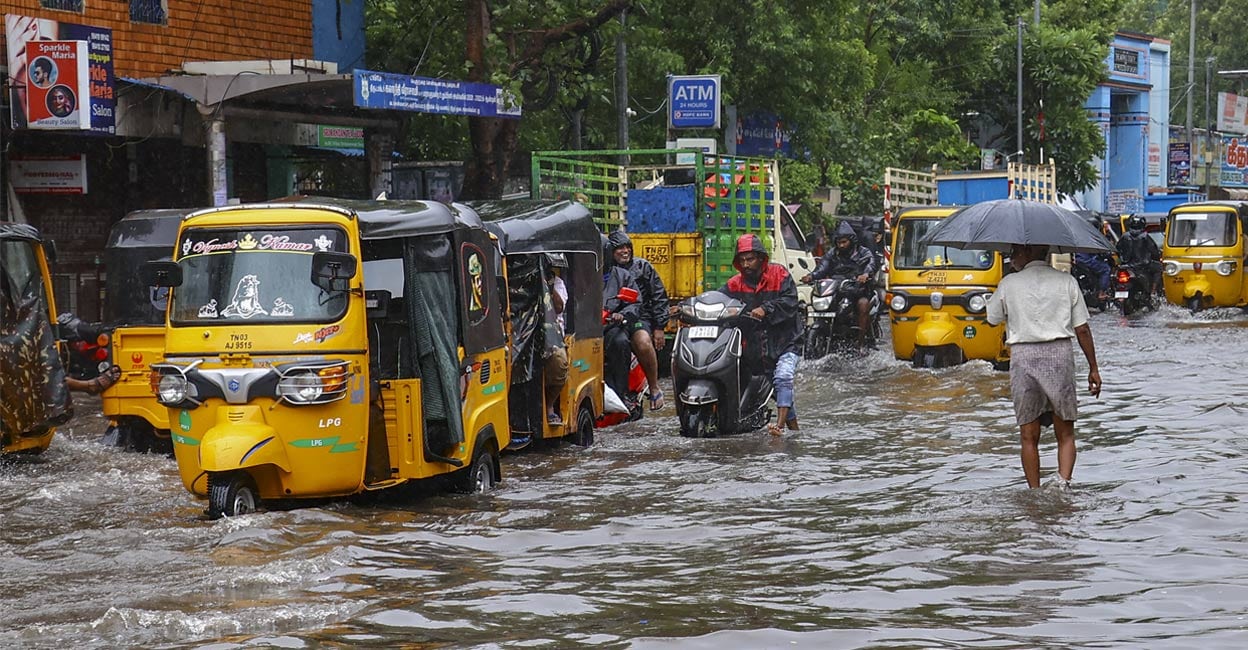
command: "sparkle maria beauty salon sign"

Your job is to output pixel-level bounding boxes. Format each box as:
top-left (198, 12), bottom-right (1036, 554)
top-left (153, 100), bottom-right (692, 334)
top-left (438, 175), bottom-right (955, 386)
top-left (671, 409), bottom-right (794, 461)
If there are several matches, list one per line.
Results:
top-left (6, 14), bottom-right (115, 133)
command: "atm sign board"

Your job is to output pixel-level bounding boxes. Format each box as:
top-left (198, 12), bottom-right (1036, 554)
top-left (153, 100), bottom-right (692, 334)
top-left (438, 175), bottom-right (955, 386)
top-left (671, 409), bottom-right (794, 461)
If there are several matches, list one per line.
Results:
top-left (668, 74), bottom-right (721, 129)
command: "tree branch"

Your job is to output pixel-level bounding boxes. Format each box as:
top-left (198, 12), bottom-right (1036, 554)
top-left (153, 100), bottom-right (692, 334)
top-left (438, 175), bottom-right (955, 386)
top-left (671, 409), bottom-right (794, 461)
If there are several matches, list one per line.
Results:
top-left (510, 0), bottom-right (633, 74)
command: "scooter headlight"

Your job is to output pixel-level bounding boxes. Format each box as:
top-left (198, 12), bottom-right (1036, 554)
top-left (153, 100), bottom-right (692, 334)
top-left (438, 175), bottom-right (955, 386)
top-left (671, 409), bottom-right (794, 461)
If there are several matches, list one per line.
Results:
top-left (967, 294), bottom-right (987, 313)
top-left (1216, 260), bottom-right (1237, 277)
top-left (812, 296), bottom-right (834, 311)
top-left (156, 373), bottom-right (191, 405)
top-left (694, 302), bottom-right (724, 320)
top-left (889, 294), bottom-right (907, 312)
top-left (1163, 261), bottom-right (1180, 276)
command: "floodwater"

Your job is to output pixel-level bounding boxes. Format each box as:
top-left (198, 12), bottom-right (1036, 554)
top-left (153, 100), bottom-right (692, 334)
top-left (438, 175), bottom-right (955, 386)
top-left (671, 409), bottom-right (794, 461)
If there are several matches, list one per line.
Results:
top-left (3, 306), bottom-right (1248, 648)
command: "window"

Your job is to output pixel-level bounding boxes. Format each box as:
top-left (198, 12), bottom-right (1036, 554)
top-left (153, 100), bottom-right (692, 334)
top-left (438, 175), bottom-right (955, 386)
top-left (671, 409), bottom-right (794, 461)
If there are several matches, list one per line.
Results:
top-left (40, 0), bottom-right (84, 12)
top-left (130, 0), bottom-right (167, 25)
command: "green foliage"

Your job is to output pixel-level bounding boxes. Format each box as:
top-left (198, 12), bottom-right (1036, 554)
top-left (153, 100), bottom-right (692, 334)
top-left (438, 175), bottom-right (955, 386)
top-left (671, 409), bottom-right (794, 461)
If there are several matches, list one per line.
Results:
top-left (364, 0), bottom-right (1128, 202)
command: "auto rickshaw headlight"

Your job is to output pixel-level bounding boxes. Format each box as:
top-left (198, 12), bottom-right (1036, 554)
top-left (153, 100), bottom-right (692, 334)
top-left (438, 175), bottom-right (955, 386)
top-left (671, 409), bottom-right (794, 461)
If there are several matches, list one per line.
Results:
top-left (156, 373), bottom-right (192, 405)
top-left (1164, 261), bottom-right (1180, 276)
top-left (889, 294), bottom-right (907, 312)
top-left (278, 371), bottom-right (324, 403)
top-left (967, 294), bottom-right (987, 313)
top-left (1216, 260), bottom-right (1237, 276)
top-left (275, 361), bottom-right (351, 405)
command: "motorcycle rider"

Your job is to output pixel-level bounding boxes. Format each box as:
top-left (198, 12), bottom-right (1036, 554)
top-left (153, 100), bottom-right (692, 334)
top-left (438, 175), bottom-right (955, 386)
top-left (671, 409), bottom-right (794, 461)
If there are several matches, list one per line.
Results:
top-left (801, 220), bottom-right (878, 349)
top-left (1117, 214), bottom-right (1161, 295)
top-left (601, 235), bottom-right (643, 409)
top-left (607, 230), bottom-right (670, 411)
top-left (721, 234), bottom-right (803, 435)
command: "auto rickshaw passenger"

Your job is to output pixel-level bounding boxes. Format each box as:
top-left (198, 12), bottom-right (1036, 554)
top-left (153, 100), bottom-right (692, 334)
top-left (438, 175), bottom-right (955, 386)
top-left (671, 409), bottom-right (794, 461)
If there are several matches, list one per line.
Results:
top-left (543, 258), bottom-right (569, 425)
top-left (801, 220), bottom-right (877, 348)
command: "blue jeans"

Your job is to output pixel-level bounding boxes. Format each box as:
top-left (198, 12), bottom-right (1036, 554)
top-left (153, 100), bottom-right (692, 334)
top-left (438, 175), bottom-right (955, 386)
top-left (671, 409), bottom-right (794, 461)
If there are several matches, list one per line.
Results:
top-left (774, 351), bottom-right (799, 421)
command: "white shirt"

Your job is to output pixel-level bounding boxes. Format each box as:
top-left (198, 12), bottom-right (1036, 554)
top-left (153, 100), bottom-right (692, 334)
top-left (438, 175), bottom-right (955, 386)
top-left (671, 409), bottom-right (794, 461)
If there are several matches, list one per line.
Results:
top-left (552, 275), bottom-right (568, 335)
top-left (986, 260), bottom-right (1089, 345)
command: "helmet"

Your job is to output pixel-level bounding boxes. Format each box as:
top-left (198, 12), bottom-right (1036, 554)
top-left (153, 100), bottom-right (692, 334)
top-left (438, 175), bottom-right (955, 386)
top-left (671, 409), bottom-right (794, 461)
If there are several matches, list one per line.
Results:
top-left (1127, 215), bottom-right (1145, 232)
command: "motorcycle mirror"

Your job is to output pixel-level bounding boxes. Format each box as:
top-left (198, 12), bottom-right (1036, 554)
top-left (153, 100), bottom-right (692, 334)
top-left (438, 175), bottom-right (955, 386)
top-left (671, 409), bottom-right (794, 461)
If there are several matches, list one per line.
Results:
top-left (617, 286), bottom-right (640, 304)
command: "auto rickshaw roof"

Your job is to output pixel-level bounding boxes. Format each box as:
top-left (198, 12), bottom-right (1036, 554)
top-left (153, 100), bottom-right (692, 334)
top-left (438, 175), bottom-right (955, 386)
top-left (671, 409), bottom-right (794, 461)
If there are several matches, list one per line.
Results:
top-left (474, 200), bottom-right (600, 255)
top-left (107, 209), bottom-right (195, 249)
top-left (0, 222), bottom-right (41, 242)
top-left (183, 198), bottom-right (485, 240)
top-left (1169, 200), bottom-right (1248, 213)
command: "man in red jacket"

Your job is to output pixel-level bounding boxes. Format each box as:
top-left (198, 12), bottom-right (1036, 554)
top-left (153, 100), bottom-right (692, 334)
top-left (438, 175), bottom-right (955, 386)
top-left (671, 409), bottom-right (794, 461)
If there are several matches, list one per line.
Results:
top-left (721, 234), bottom-right (803, 435)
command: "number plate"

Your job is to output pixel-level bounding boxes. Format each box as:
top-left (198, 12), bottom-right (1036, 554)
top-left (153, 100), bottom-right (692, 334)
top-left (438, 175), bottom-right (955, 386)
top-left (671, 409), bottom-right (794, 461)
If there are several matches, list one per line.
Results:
top-left (1114, 291), bottom-right (1129, 299)
top-left (688, 326), bottom-right (719, 339)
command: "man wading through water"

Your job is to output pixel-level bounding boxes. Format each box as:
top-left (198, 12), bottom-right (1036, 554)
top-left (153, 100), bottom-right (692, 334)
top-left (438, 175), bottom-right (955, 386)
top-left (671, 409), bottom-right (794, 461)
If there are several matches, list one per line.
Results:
top-left (987, 244), bottom-right (1102, 489)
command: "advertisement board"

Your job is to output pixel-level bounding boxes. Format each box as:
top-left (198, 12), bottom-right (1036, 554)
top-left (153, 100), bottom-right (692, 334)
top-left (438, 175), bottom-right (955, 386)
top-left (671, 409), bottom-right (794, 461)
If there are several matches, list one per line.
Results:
top-left (24, 40), bottom-right (89, 129)
top-left (1169, 142), bottom-right (1191, 187)
top-left (5, 14), bottom-right (115, 133)
top-left (1217, 92), bottom-right (1248, 136)
top-left (1220, 136), bottom-right (1248, 188)
top-left (10, 155), bottom-right (88, 194)
top-left (668, 74), bottom-right (721, 129)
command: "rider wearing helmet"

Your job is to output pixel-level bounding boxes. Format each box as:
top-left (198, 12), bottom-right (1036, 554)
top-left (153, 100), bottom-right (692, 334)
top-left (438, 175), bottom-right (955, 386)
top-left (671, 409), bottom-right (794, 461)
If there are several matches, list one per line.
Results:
top-left (1116, 214), bottom-right (1161, 294)
top-left (801, 220), bottom-right (877, 349)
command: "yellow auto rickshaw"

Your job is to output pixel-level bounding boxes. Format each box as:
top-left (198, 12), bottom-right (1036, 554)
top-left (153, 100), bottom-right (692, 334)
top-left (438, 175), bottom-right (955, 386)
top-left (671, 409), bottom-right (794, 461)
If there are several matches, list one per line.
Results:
top-left (2, 222), bottom-right (72, 455)
top-left (477, 200), bottom-right (604, 448)
top-left (887, 206), bottom-right (1009, 369)
top-left (1161, 201), bottom-right (1248, 312)
top-left (142, 199), bottom-right (510, 517)
top-left (100, 209), bottom-right (193, 452)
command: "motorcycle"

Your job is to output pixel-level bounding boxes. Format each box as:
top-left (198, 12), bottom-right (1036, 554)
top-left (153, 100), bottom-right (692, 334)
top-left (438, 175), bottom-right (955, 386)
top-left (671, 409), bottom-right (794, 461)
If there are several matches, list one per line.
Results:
top-left (56, 312), bottom-right (113, 381)
top-left (803, 276), bottom-right (882, 358)
top-left (671, 290), bottom-right (773, 438)
top-left (1072, 261), bottom-right (1109, 312)
top-left (1113, 264), bottom-right (1155, 315)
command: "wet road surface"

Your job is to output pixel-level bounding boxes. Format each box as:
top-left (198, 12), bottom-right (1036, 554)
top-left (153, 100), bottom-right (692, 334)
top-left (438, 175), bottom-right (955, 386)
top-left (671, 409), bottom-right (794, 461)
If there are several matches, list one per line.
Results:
top-left (3, 305), bottom-right (1248, 648)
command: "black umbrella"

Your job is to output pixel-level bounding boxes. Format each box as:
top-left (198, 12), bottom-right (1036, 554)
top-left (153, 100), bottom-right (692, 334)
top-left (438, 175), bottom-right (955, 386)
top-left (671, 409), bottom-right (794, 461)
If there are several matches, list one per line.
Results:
top-left (921, 199), bottom-right (1114, 254)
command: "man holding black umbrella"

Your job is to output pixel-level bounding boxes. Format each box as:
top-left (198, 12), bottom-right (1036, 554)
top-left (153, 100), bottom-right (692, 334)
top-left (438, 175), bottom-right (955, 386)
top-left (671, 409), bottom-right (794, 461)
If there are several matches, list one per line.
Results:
top-left (987, 243), bottom-right (1102, 489)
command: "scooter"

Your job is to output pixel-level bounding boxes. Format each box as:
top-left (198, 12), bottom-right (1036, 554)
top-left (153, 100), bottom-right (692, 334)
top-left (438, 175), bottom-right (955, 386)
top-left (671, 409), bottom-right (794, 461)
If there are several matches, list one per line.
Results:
top-left (804, 276), bottom-right (882, 358)
top-left (597, 287), bottom-right (646, 426)
top-left (671, 291), bottom-right (773, 438)
top-left (56, 312), bottom-right (112, 381)
top-left (1112, 264), bottom-right (1155, 315)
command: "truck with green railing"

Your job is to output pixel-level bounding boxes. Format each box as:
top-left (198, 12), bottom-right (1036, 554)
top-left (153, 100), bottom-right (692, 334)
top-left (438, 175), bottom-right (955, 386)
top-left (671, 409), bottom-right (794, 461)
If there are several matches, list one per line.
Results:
top-left (530, 149), bottom-right (816, 325)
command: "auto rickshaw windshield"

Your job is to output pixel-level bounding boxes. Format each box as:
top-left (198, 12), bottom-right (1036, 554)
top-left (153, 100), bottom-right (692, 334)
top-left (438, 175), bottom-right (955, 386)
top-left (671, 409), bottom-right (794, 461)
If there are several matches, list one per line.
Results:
top-left (1167, 212), bottom-right (1238, 247)
top-left (894, 218), bottom-right (993, 269)
top-left (170, 226), bottom-right (350, 324)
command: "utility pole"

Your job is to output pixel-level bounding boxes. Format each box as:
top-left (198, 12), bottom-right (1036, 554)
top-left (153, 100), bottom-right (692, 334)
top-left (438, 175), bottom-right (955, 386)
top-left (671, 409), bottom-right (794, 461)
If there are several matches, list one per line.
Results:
top-left (1034, 0), bottom-right (1040, 25)
top-left (1206, 56), bottom-right (1214, 195)
top-left (616, 8), bottom-right (629, 162)
top-left (1017, 18), bottom-right (1024, 160)
top-left (1186, 0), bottom-right (1196, 141)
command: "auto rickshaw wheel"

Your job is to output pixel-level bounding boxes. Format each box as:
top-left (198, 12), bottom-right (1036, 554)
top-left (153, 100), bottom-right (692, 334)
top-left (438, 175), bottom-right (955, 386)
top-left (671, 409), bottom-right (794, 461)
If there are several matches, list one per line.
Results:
top-left (454, 445), bottom-right (498, 494)
top-left (570, 403), bottom-right (595, 447)
top-left (207, 471), bottom-right (259, 519)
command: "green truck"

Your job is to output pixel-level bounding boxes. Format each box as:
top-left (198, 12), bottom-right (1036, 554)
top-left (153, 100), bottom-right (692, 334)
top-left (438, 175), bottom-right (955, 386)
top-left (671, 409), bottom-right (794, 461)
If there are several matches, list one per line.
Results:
top-left (530, 149), bottom-right (816, 323)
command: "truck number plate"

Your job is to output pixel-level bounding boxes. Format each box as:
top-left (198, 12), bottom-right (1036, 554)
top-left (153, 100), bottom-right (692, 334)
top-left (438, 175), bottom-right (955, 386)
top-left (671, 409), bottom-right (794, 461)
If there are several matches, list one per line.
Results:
top-left (688, 326), bottom-right (719, 339)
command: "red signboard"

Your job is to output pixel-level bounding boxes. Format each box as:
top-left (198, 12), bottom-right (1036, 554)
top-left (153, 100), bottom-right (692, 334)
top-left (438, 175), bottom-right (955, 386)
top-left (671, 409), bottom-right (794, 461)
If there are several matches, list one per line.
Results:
top-left (24, 40), bottom-right (89, 130)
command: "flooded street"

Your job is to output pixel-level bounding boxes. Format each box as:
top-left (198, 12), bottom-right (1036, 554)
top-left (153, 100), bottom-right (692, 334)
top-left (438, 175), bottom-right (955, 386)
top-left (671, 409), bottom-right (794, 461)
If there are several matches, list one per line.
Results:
top-left (4, 306), bottom-right (1248, 648)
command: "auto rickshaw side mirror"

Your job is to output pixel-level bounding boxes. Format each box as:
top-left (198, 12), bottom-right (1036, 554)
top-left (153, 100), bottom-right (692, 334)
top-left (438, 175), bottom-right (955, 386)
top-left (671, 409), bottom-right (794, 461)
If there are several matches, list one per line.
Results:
top-left (141, 260), bottom-right (183, 288)
top-left (797, 257), bottom-right (810, 270)
top-left (311, 251), bottom-right (358, 293)
top-left (42, 238), bottom-right (58, 265)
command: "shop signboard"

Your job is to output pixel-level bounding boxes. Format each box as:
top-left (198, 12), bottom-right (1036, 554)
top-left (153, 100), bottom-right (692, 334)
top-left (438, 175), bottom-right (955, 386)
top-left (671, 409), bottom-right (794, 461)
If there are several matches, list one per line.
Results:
top-left (9, 155), bottom-right (88, 194)
top-left (353, 69), bottom-right (521, 118)
top-left (317, 125), bottom-right (364, 148)
top-left (5, 14), bottom-right (115, 133)
top-left (733, 111), bottom-right (792, 158)
top-left (1220, 136), bottom-right (1248, 188)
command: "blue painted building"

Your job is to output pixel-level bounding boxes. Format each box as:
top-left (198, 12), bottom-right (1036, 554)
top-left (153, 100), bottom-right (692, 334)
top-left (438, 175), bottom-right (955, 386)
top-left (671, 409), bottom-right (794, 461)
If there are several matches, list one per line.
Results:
top-left (1078, 32), bottom-right (1171, 213)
